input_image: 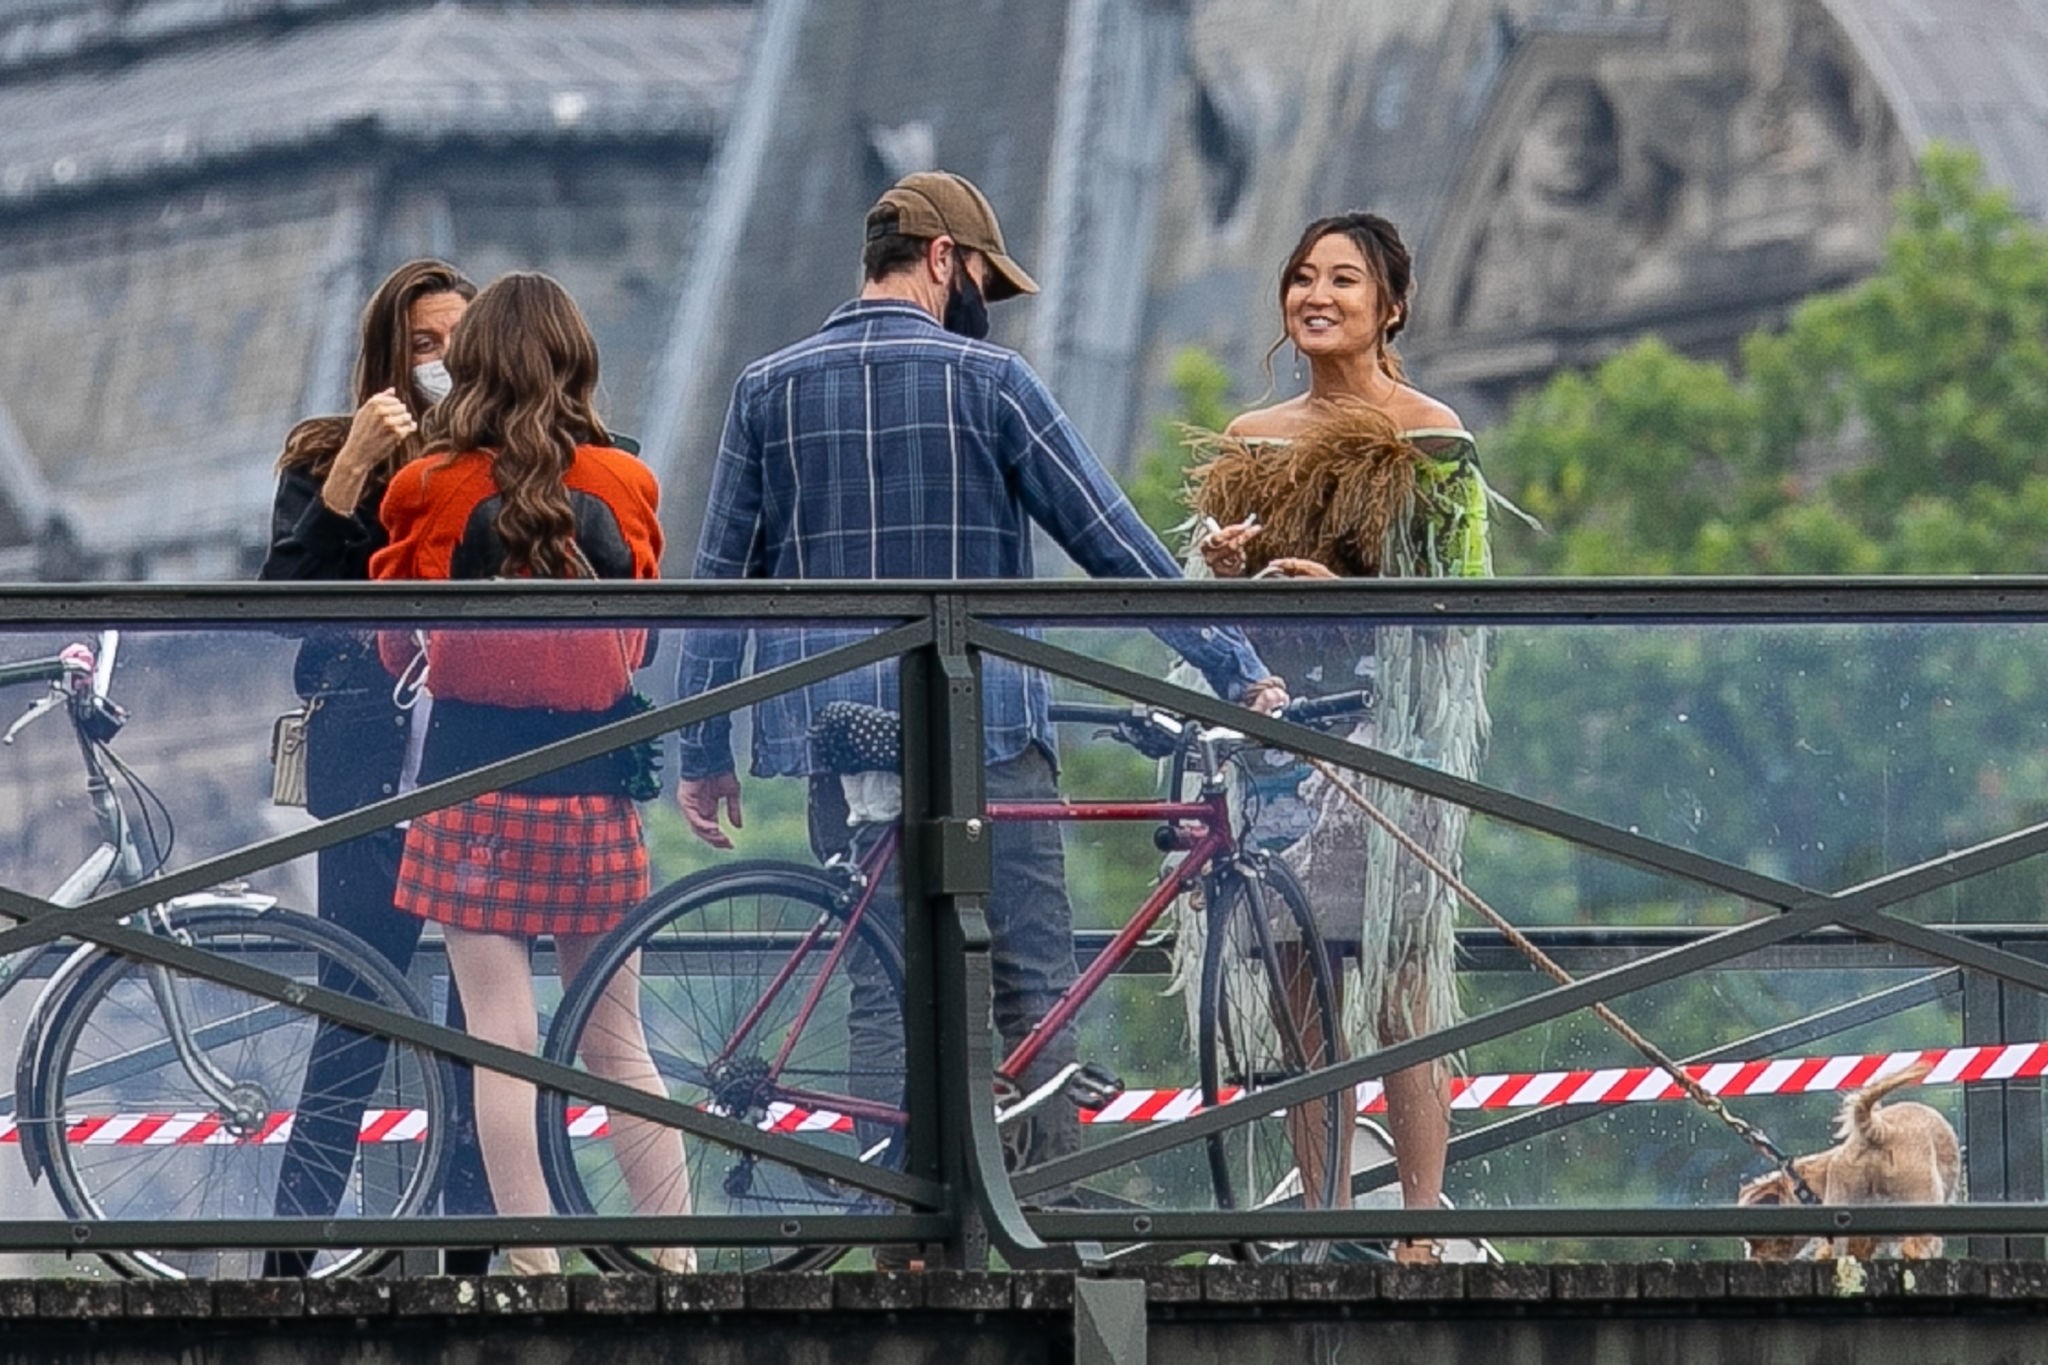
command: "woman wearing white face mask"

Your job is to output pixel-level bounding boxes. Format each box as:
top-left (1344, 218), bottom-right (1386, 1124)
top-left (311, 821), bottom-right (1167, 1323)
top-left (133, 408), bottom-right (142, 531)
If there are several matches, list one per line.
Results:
top-left (267, 259), bottom-right (473, 574)
top-left (258, 259), bottom-right (490, 1277)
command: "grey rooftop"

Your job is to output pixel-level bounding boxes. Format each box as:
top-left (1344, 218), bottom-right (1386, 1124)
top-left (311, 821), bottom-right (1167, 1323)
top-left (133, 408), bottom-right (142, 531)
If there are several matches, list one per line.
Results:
top-left (0, 2), bottom-right (751, 207)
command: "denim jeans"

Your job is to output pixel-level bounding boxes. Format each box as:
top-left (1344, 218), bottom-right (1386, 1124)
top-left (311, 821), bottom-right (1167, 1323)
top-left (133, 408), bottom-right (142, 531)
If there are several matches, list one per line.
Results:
top-left (809, 744), bottom-right (1081, 1170)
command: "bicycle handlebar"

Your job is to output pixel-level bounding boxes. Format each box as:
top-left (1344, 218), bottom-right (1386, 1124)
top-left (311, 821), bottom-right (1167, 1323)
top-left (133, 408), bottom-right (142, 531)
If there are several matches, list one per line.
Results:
top-left (1281, 689), bottom-right (1374, 725)
top-left (1049, 690), bottom-right (1370, 730)
top-left (0, 656), bottom-right (72, 691)
top-left (1048, 690), bottom-right (1372, 760)
top-left (0, 636), bottom-right (112, 698)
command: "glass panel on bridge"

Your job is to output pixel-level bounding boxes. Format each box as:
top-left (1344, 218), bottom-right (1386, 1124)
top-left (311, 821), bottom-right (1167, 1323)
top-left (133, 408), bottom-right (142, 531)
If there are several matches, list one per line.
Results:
top-left (990, 613), bottom-right (2044, 1258)
top-left (0, 606), bottom-right (2040, 1273)
top-left (0, 617), bottom-right (920, 1277)
top-left (1029, 618), bottom-right (2048, 901)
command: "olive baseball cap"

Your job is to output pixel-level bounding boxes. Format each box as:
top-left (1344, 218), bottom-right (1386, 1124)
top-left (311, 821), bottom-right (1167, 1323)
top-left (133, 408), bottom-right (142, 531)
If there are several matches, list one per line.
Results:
top-left (867, 170), bottom-right (1039, 301)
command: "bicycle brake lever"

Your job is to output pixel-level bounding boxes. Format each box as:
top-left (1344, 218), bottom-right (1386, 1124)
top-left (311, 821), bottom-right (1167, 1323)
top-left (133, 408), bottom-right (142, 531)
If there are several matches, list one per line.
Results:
top-left (3, 689), bottom-right (62, 745)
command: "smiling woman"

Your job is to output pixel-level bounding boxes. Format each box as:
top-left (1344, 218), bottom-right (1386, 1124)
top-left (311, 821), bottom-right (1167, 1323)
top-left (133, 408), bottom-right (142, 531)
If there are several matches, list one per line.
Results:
top-left (1183, 212), bottom-right (1495, 1262)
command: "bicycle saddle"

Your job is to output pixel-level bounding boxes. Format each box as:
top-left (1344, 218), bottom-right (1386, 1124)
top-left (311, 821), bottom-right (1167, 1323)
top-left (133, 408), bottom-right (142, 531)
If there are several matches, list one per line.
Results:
top-left (809, 701), bottom-right (901, 775)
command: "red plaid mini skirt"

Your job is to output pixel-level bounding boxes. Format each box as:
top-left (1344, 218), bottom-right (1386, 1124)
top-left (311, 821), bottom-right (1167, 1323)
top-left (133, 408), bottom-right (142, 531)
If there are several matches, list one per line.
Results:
top-left (395, 792), bottom-right (650, 937)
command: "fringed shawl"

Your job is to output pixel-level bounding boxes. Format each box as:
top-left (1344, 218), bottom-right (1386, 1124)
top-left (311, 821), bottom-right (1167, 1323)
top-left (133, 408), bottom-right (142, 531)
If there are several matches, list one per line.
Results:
top-left (1183, 402), bottom-right (1492, 581)
top-left (1168, 405), bottom-right (1494, 1055)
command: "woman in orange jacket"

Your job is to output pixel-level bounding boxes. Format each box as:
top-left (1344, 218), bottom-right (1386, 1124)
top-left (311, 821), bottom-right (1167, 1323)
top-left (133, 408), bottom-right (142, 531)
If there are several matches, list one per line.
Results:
top-left (371, 271), bottom-right (687, 1274)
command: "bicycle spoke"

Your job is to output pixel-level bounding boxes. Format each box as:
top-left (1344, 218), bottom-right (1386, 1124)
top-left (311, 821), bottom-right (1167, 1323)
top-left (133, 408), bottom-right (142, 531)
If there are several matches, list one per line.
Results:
top-left (35, 909), bottom-right (446, 1279)
top-left (1201, 866), bottom-right (1343, 1258)
top-left (542, 864), bottom-right (907, 1273)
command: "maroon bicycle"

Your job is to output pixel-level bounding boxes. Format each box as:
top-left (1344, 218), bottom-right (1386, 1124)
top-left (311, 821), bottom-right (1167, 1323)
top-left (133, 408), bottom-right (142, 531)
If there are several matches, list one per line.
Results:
top-left (538, 690), bottom-right (1371, 1271)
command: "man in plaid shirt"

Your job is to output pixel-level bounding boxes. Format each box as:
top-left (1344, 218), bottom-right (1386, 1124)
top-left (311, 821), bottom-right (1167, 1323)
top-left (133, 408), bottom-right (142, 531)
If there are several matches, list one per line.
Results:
top-left (675, 171), bottom-right (1286, 1168)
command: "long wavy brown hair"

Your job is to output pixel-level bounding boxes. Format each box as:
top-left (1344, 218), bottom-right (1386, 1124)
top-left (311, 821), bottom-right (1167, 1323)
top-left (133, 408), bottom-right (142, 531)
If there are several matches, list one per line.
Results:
top-left (423, 272), bottom-right (612, 579)
top-left (1262, 212), bottom-right (1415, 390)
top-left (277, 259), bottom-right (476, 488)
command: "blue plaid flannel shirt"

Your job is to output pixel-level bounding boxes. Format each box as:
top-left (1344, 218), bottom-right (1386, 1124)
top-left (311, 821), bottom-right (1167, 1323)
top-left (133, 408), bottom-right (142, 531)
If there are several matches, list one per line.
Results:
top-left (675, 299), bottom-right (1269, 779)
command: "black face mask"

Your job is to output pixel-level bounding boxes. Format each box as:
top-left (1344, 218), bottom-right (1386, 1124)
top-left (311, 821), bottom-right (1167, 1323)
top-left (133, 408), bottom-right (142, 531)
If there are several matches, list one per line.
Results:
top-left (943, 259), bottom-right (990, 340)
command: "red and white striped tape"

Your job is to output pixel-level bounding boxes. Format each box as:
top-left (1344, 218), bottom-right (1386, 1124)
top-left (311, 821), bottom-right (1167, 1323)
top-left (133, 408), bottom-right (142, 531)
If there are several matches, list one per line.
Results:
top-left (0, 1107), bottom-right (436, 1147)
top-left (1093, 1042), bottom-right (2048, 1122)
top-left (5, 1043), bottom-right (2038, 1145)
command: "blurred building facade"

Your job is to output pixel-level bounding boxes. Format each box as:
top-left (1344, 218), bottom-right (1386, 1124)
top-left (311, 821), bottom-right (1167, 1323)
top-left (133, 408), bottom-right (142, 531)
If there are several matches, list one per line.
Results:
top-left (0, 0), bottom-right (2042, 576)
top-left (0, 0), bottom-right (748, 579)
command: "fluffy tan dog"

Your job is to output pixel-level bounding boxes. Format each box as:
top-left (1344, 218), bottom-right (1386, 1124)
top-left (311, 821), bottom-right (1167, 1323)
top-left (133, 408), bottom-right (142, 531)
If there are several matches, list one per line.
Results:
top-left (1737, 1065), bottom-right (1960, 1260)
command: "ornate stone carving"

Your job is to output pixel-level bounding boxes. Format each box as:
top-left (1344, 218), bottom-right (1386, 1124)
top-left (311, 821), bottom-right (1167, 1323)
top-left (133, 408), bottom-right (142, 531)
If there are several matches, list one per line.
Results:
top-left (1450, 74), bottom-right (1633, 330)
top-left (1429, 0), bottom-right (1912, 370)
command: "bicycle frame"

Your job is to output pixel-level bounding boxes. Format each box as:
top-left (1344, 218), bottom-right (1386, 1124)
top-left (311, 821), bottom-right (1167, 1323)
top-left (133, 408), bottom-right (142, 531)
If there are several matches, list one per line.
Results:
top-left (711, 825), bottom-right (911, 1127)
top-left (982, 793), bottom-right (1237, 1086)
top-left (0, 647), bottom-right (135, 1011)
top-left (0, 631), bottom-right (269, 1125)
top-left (691, 695), bottom-right (1367, 1145)
top-left (735, 783), bottom-right (1243, 1130)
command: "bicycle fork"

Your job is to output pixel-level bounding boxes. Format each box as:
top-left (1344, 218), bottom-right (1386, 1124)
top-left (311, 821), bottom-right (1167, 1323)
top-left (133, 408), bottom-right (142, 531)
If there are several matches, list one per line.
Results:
top-left (89, 759), bottom-right (268, 1129)
top-left (146, 911), bottom-right (274, 1134)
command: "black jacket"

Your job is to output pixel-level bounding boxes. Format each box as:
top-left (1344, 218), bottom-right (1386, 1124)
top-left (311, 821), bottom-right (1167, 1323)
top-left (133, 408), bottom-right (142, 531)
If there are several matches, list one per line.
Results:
top-left (259, 467), bottom-right (409, 817)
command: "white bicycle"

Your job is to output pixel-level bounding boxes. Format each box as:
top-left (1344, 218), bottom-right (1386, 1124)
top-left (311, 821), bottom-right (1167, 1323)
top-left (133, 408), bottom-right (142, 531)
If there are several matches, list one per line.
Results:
top-left (0, 631), bottom-right (447, 1279)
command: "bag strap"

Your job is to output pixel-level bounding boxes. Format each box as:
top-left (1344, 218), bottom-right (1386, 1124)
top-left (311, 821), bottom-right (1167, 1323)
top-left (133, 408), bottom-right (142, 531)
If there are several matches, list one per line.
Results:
top-left (392, 629), bottom-right (431, 710)
top-left (565, 540), bottom-right (639, 684)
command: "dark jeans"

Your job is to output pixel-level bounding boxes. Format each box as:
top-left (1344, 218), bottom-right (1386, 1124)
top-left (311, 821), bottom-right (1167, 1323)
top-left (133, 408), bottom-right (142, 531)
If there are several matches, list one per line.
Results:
top-left (810, 745), bottom-right (1081, 1170)
top-left (267, 825), bottom-right (493, 1275)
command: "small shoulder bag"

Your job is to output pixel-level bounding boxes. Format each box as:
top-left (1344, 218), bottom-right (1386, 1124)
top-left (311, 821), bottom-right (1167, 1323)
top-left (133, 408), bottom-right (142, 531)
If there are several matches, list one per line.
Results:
top-left (269, 698), bottom-right (319, 808)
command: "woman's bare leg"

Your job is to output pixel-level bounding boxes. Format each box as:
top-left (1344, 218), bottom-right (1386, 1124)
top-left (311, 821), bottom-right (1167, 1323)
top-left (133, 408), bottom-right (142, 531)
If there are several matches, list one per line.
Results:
top-left (1381, 967), bottom-right (1451, 1261)
top-left (1384, 1062), bottom-right (1448, 1209)
top-left (556, 934), bottom-right (693, 1270)
top-left (442, 924), bottom-right (558, 1272)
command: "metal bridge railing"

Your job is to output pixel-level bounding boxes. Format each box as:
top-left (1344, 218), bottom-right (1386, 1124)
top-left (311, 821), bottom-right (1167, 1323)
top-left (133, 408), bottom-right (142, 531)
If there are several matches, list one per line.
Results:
top-left (0, 579), bottom-right (2045, 1270)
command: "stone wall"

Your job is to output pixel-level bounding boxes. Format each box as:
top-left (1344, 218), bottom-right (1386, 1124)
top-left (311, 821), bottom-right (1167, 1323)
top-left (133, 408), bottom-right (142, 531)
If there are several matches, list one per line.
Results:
top-left (6, 1264), bottom-right (2048, 1365)
top-left (0, 1), bottom-right (740, 579)
top-left (1413, 0), bottom-right (1915, 417)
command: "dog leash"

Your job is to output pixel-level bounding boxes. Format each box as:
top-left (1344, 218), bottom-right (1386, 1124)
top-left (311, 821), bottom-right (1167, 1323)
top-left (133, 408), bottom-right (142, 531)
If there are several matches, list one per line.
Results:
top-left (1304, 757), bottom-right (1827, 1207)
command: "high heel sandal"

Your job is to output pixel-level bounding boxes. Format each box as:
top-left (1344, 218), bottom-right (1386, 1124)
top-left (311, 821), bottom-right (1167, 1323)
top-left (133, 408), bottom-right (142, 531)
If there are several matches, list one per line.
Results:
top-left (504, 1246), bottom-right (561, 1276)
top-left (649, 1247), bottom-right (698, 1274)
top-left (1392, 1238), bottom-right (1444, 1266)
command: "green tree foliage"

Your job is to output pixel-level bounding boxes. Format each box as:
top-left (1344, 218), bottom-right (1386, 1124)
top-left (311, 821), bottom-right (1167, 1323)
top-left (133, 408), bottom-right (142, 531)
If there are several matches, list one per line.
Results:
top-left (1445, 149), bottom-right (2048, 1238)
top-left (1127, 347), bottom-right (1238, 539)
top-left (1472, 146), bottom-right (2048, 903)
top-left (1492, 145), bottom-right (2048, 575)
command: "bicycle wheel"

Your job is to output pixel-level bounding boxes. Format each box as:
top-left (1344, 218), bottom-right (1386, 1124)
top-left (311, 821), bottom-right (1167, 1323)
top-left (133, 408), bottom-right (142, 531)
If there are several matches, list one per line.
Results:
top-left (1199, 860), bottom-right (1344, 1262)
top-left (30, 904), bottom-right (448, 1280)
top-left (540, 860), bottom-right (906, 1273)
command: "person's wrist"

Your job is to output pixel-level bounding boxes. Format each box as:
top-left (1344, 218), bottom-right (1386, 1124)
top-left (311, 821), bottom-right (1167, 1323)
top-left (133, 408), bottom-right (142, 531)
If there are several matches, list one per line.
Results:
top-left (675, 755), bottom-right (734, 783)
top-left (321, 463), bottom-right (368, 515)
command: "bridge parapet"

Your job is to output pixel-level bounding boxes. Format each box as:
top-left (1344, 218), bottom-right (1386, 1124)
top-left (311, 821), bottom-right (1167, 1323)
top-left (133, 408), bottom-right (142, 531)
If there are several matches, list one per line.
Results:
top-left (8, 1264), bottom-right (2048, 1365)
top-left (4, 580), bottom-right (2048, 1287)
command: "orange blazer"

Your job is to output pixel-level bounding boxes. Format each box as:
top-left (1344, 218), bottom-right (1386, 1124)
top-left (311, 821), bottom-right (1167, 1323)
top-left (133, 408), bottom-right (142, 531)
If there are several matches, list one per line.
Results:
top-left (372, 445), bottom-right (662, 712)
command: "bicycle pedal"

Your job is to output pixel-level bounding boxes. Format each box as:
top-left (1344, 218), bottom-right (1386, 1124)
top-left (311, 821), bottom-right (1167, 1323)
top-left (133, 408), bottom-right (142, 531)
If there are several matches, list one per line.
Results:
top-left (1064, 1063), bottom-right (1124, 1109)
top-left (722, 1155), bottom-right (759, 1199)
